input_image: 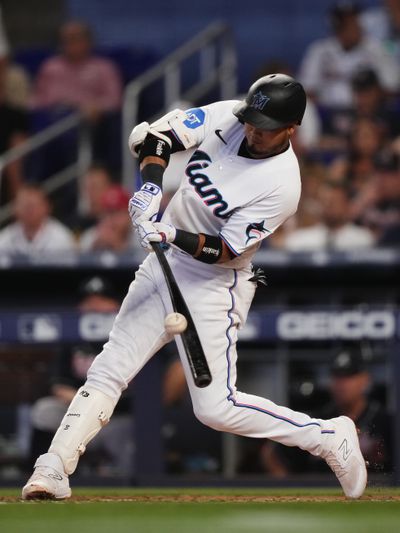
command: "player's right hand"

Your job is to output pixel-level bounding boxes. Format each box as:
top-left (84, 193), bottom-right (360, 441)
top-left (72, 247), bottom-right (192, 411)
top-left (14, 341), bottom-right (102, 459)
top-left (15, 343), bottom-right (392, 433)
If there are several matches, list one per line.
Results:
top-left (128, 182), bottom-right (162, 226)
top-left (136, 220), bottom-right (176, 251)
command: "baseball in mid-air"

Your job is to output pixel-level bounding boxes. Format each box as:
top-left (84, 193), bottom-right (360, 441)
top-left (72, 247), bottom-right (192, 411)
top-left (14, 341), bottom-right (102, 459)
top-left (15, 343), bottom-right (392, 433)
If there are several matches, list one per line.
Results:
top-left (164, 313), bottom-right (187, 334)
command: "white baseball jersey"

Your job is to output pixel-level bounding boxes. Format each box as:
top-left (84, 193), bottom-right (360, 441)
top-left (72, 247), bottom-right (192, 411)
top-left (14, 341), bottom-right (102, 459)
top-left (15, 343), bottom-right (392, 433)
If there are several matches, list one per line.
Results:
top-left (162, 101), bottom-right (301, 269)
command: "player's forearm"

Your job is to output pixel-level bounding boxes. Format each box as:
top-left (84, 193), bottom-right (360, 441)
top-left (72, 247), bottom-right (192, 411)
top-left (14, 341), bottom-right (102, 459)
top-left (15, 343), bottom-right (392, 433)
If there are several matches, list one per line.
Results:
top-left (140, 156), bottom-right (167, 189)
top-left (174, 229), bottom-right (233, 264)
top-left (138, 129), bottom-right (186, 189)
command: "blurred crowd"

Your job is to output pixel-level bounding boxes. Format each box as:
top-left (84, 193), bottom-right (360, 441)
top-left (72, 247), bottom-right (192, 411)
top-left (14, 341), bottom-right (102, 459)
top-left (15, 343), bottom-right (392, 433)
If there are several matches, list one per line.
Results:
top-left (1, 1), bottom-right (400, 254)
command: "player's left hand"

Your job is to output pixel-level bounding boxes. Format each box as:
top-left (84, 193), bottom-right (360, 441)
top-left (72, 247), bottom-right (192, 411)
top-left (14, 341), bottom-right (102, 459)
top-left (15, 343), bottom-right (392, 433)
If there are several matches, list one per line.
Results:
top-left (128, 182), bottom-right (162, 226)
top-left (137, 220), bottom-right (177, 251)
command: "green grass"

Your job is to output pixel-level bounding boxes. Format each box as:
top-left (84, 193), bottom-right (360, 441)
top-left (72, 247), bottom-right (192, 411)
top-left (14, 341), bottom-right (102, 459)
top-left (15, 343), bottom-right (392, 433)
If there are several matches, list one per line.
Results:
top-left (1, 488), bottom-right (400, 533)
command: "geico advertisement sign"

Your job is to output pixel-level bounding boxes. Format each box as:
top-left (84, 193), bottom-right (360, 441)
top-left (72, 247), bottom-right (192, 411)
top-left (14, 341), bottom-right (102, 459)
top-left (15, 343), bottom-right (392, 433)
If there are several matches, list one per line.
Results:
top-left (79, 313), bottom-right (117, 341)
top-left (277, 311), bottom-right (395, 340)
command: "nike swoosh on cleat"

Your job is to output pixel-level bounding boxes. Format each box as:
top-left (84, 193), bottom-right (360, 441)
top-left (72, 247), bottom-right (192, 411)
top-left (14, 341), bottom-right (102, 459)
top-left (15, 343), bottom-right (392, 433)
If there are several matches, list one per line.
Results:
top-left (48, 473), bottom-right (63, 481)
top-left (215, 129), bottom-right (227, 145)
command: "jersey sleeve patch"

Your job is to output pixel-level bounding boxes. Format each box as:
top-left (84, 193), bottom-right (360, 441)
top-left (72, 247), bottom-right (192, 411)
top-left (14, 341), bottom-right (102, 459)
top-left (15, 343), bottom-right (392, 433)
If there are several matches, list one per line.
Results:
top-left (245, 221), bottom-right (270, 244)
top-left (183, 108), bottom-right (206, 129)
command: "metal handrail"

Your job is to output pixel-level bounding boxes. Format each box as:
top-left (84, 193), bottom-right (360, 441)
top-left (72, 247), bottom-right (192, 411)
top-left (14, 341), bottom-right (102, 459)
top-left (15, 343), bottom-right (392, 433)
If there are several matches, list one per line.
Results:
top-left (0, 22), bottom-right (236, 224)
top-left (122, 21), bottom-right (237, 189)
top-left (0, 113), bottom-right (80, 170)
top-left (0, 112), bottom-right (92, 225)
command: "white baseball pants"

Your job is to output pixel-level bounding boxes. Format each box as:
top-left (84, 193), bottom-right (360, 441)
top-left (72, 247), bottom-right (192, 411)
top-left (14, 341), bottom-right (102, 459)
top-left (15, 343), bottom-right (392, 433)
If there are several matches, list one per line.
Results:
top-left (86, 249), bottom-right (334, 456)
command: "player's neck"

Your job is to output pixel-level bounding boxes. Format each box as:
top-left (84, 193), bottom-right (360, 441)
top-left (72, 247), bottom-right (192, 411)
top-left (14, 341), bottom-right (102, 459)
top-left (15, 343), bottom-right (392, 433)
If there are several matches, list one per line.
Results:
top-left (239, 139), bottom-right (290, 160)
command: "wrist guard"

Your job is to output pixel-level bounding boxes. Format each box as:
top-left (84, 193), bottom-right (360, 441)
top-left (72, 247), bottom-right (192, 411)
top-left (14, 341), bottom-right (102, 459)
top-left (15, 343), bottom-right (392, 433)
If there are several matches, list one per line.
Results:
top-left (194, 234), bottom-right (223, 263)
top-left (138, 133), bottom-right (171, 166)
top-left (174, 230), bottom-right (222, 264)
top-left (141, 163), bottom-right (165, 189)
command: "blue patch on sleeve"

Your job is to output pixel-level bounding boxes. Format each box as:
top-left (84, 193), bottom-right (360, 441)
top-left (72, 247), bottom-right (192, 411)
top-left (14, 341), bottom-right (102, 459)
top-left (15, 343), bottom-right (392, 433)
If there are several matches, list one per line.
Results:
top-left (183, 108), bottom-right (205, 129)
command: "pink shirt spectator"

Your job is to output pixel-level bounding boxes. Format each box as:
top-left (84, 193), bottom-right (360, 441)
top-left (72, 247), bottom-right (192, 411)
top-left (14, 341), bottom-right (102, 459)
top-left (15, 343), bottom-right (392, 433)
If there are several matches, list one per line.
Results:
top-left (33, 55), bottom-right (122, 112)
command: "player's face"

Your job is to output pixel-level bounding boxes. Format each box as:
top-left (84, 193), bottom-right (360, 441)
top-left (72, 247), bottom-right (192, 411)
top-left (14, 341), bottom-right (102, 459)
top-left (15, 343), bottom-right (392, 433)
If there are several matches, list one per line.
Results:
top-left (244, 124), bottom-right (295, 158)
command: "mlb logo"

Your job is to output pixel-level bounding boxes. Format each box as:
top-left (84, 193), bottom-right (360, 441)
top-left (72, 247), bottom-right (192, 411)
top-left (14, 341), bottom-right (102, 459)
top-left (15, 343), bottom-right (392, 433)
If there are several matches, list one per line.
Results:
top-left (18, 314), bottom-right (61, 342)
top-left (250, 91), bottom-right (270, 111)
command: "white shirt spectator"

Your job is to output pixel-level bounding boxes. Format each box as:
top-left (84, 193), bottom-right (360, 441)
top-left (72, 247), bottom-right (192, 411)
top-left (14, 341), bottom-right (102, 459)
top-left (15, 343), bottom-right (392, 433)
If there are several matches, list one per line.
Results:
top-left (0, 218), bottom-right (76, 255)
top-left (361, 6), bottom-right (391, 42)
top-left (299, 36), bottom-right (400, 108)
top-left (284, 223), bottom-right (374, 252)
top-left (361, 4), bottom-right (400, 62)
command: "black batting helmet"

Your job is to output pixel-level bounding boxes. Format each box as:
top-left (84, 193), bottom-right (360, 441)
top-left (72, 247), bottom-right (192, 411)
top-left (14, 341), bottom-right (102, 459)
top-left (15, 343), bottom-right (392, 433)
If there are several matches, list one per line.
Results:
top-left (233, 73), bottom-right (307, 131)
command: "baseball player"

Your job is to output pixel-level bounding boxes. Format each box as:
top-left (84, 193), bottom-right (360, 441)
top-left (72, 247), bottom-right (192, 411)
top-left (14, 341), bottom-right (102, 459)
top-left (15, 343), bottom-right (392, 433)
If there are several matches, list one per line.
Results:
top-left (22, 74), bottom-right (367, 499)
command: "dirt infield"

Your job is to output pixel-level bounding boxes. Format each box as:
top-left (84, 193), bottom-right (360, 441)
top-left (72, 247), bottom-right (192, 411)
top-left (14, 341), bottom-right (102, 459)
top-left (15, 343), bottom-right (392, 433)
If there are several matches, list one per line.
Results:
top-left (3, 493), bottom-right (400, 504)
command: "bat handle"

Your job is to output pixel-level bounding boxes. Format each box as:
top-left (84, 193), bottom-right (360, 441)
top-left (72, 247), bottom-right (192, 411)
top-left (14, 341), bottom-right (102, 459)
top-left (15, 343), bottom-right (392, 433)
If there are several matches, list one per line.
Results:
top-left (195, 374), bottom-right (212, 388)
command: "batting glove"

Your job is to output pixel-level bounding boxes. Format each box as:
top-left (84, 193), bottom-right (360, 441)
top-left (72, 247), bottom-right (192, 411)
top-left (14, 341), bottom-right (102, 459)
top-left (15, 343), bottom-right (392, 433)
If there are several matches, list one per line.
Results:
top-left (128, 182), bottom-right (162, 227)
top-left (137, 221), bottom-right (177, 251)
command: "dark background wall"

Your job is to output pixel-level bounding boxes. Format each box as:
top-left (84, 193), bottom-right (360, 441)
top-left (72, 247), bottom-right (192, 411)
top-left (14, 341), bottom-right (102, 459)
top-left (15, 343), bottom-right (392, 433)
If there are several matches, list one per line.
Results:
top-left (1, 0), bottom-right (382, 89)
top-left (66, 0), bottom-right (381, 89)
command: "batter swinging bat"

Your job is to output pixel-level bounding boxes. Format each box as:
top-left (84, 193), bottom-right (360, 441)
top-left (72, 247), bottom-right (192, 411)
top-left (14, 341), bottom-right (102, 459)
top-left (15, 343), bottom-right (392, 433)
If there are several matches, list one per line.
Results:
top-left (151, 242), bottom-right (212, 388)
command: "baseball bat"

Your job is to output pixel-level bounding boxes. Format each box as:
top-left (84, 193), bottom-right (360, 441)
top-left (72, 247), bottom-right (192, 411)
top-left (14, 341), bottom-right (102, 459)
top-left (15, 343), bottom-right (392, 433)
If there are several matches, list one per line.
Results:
top-left (151, 242), bottom-right (212, 388)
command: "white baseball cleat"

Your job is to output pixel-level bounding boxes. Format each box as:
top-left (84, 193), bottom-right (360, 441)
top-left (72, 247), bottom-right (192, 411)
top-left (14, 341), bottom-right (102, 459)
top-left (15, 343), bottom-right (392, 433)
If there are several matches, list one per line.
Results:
top-left (321, 416), bottom-right (367, 499)
top-left (22, 453), bottom-right (71, 500)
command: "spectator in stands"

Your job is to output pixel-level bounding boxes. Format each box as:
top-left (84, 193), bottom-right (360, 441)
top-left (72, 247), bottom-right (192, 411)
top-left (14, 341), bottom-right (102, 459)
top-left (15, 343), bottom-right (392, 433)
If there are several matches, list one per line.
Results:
top-left (33, 20), bottom-right (122, 119)
top-left (0, 59), bottom-right (28, 204)
top-left (0, 184), bottom-right (75, 254)
top-left (351, 69), bottom-right (400, 138)
top-left (322, 69), bottom-right (400, 148)
top-left (329, 116), bottom-right (388, 195)
top-left (73, 163), bottom-right (114, 232)
top-left (32, 20), bottom-right (123, 172)
top-left (284, 180), bottom-right (374, 251)
top-left (79, 185), bottom-right (136, 252)
top-left (260, 348), bottom-right (393, 476)
top-left (361, 0), bottom-right (400, 61)
top-left (352, 151), bottom-right (400, 244)
top-left (299, 1), bottom-right (400, 109)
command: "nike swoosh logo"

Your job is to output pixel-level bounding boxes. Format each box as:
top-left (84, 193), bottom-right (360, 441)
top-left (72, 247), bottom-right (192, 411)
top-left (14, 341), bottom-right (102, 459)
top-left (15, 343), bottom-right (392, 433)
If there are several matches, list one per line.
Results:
top-left (48, 473), bottom-right (63, 481)
top-left (215, 129), bottom-right (227, 145)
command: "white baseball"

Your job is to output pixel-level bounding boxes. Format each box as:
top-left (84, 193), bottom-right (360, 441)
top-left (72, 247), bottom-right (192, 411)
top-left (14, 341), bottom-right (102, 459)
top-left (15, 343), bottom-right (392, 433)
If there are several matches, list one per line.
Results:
top-left (164, 313), bottom-right (187, 334)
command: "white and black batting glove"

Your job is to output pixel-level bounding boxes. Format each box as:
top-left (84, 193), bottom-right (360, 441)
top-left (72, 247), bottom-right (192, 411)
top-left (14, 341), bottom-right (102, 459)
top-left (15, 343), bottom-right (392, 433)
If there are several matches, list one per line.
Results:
top-left (128, 182), bottom-right (162, 226)
top-left (137, 221), bottom-right (177, 251)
